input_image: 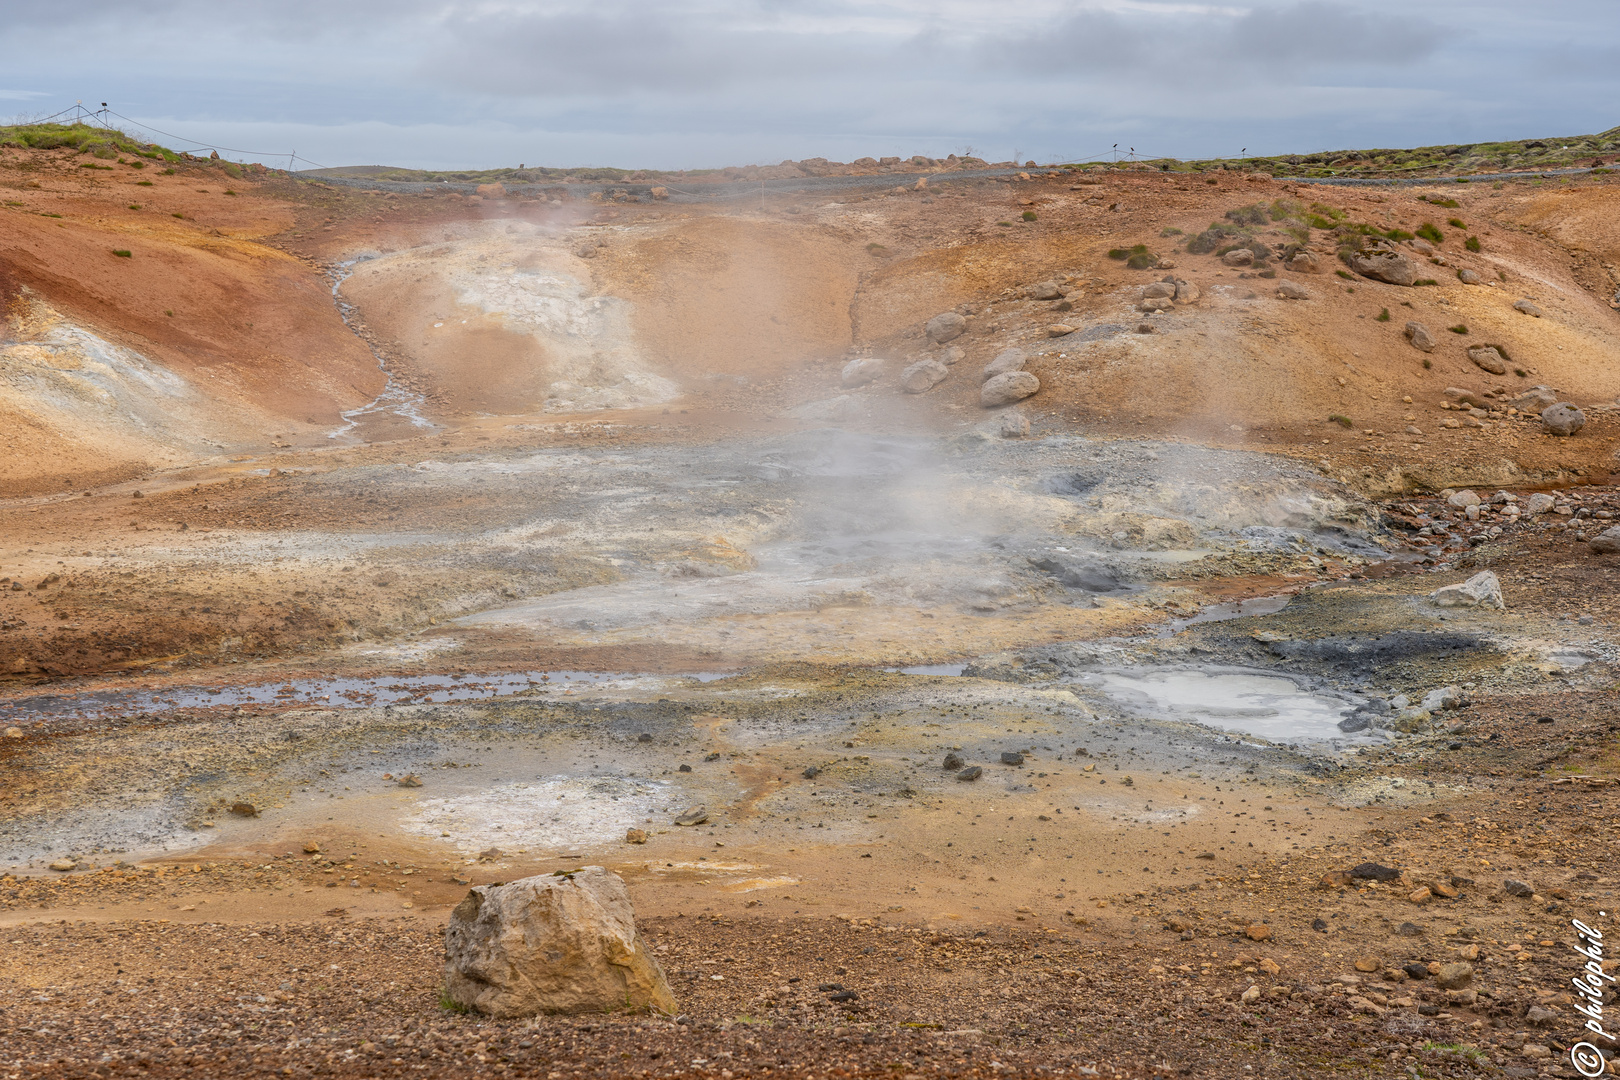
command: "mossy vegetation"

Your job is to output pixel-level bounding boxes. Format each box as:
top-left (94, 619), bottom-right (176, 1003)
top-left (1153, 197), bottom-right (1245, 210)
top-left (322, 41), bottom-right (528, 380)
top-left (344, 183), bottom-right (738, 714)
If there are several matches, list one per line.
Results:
top-left (0, 122), bottom-right (181, 163)
top-left (1415, 222), bottom-right (1443, 244)
top-left (1464, 236), bottom-right (1482, 252)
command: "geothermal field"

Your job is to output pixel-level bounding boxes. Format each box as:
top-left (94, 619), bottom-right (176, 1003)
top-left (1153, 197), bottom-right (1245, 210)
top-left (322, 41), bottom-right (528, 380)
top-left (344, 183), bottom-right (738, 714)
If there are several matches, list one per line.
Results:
top-left (2, 128), bottom-right (1620, 1079)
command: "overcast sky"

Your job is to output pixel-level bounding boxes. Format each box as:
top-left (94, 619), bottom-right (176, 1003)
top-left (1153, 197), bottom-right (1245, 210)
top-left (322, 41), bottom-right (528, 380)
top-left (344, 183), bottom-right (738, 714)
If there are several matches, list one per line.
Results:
top-left (3, 0), bottom-right (1615, 170)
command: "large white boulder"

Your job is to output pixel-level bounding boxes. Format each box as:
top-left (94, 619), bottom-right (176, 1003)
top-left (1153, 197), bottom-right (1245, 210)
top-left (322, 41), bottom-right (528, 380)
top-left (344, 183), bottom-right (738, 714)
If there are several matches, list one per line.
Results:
top-left (1428, 570), bottom-right (1504, 611)
top-left (442, 868), bottom-right (676, 1017)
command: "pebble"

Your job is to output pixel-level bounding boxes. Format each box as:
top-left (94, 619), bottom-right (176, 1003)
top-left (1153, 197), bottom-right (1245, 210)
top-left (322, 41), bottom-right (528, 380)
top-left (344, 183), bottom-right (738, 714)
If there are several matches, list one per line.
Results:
top-left (955, 766), bottom-right (983, 782)
top-left (674, 806), bottom-right (709, 826)
top-left (1503, 878), bottom-right (1534, 897)
top-left (941, 753), bottom-right (964, 771)
top-left (999, 752), bottom-right (1025, 766)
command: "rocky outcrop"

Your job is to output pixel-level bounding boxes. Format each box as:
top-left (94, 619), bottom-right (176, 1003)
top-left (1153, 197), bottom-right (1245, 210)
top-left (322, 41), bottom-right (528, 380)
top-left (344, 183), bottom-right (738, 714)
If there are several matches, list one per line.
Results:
top-left (1347, 248), bottom-right (1418, 286)
top-left (442, 868), bottom-right (676, 1018)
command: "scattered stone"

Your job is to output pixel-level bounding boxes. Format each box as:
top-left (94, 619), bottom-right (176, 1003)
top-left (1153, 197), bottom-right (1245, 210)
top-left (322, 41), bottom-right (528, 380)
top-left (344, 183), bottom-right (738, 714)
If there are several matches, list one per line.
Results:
top-left (673, 806), bottom-right (709, 826)
top-left (624, 829), bottom-right (647, 845)
top-left (1259, 957), bottom-right (1280, 976)
top-left (1221, 249), bottom-right (1254, 267)
top-left (1337, 713), bottom-right (1371, 733)
top-left (478, 847), bottom-right (504, 862)
top-left (1421, 686), bottom-right (1463, 712)
top-left (1396, 922), bottom-right (1424, 937)
top-left (840, 357), bottom-right (885, 388)
top-left (802, 766), bottom-right (820, 779)
top-left (442, 867), bottom-right (676, 1017)
top-left (939, 345), bottom-right (965, 366)
top-left (1045, 324), bottom-right (1076, 337)
top-left (1028, 280), bottom-right (1063, 301)
top-left (4, 726), bottom-right (23, 739)
top-left (1318, 870), bottom-right (1354, 888)
top-left (1526, 1005), bottom-right (1559, 1027)
top-left (1456, 943), bottom-right (1480, 961)
top-left (1409, 238), bottom-right (1436, 255)
top-left (900, 359), bottom-right (949, 394)
top-left (925, 312), bottom-right (967, 344)
top-left (1240, 985), bottom-right (1261, 1003)
top-left (1521, 1043), bottom-right (1551, 1060)
top-left (1350, 863), bottom-right (1403, 882)
top-left (48, 858), bottom-right (75, 872)
top-left (637, 733), bottom-right (653, 743)
top-left (1447, 489), bottom-right (1481, 508)
top-left (1312, 918), bottom-right (1329, 931)
top-left (1403, 963), bottom-right (1430, 980)
top-left (1513, 299), bottom-right (1544, 317)
top-left (955, 766), bottom-right (983, 782)
top-left (1525, 492), bottom-right (1556, 514)
top-left (1434, 962), bottom-right (1474, 990)
top-left (1354, 957), bottom-right (1380, 972)
top-left (1457, 268), bottom-right (1482, 285)
top-left (1404, 322), bottom-right (1437, 352)
top-left (396, 774), bottom-right (423, 788)
top-left (303, 841), bottom-right (320, 854)
top-left (1446, 988), bottom-right (1477, 1006)
top-left (1174, 279), bottom-right (1201, 304)
top-left (678, 764), bottom-right (692, 773)
top-left (1503, 878), bottom-right (1534, 897)
top-left (1286, 251), bottom-right (1319, 273)
top-left (228, 802), bottom-right (258, 817)
top-left (1140, 280), bottom-right (1176, 311)
top-left (1540, 402), bottom-right (1585, 436)
top-left (999, 751), bottom-right (1025, 766)
top-left (999, 412), bottom-right (1031, 438)
top-left (1510, 386), bottom-right (1559, 410)
top-left (941, 753), bottom-right (964, 771)
top-left (1428, 570), bottom-right (1505, 611)
top-left (1348, 248), bottom-right (1418, 286)
top-left (1466, 346), bottom-right (1508, 375)
top-left (1244, 924), bottom-right (1272, 942)
top-left (980, 348), bottom-right (1027, 384)
top-left (981, 371), bottom-right (1040, 407)
top-left (1276, 280), bottom-right (1309, 300)
top-left (1590, 526), bottom-right (1620, 553)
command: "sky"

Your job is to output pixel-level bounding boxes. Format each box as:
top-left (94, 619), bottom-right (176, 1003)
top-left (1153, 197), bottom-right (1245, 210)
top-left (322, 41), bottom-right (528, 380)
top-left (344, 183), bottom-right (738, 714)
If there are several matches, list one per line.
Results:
top-left (2, 0), bottom-right (1616, 171)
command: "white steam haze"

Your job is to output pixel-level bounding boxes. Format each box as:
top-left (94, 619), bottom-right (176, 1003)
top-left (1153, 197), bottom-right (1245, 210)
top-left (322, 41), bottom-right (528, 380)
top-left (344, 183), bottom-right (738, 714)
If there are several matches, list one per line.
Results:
top-left (1, 0), bottom-right (1615, 169)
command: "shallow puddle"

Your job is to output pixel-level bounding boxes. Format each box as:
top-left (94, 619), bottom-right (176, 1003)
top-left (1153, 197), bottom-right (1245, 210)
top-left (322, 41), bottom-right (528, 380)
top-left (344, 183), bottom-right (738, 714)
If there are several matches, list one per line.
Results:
top-left (1071, 668), bottom-right (1360, 742)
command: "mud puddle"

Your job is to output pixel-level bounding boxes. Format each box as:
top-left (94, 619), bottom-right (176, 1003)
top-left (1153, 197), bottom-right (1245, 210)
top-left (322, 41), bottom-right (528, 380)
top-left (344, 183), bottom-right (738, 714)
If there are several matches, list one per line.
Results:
top-left (1068, 667), bottom-right (1368, 743)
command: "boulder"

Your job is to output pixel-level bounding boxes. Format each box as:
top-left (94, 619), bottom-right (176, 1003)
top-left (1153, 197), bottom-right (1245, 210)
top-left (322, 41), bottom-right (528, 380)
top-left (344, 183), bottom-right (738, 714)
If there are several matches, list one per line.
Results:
top-left (899, 359), bottom-right (949, 394)
top-left (981, 371), bottom-right (1040, 407)
top-left (980, 348), bottom-right (1027, 384)
top-left (1174, 279), bottom-right (1201, 303)
top-left (1428, 570), bottom-right (1505, 611)
top-left (1347, 249), bottom-right (1418, 286)
top-left (1589, 526), bottom-right (1620, 554)
top-left (925, 312), bottom-right (967, 344)
top-left (1525, 492), bottom-right (1556, 515)
top-left (1404, 322), bottom-right (1437, 352)
top-left (1141, 280), bottom-right (1176, 300)
top-left (1028, 280), bottom-right (1063, 301)
top-left (1447, 489), bottom-right (1481, 508)
top-left (1513, 299), bottom-right (1544, 317)
top-left (1466, 346), bottom-right (1508, 375)
top-left (1276, 280), bottom-right (1309, 300)
top-left (1286, 251), bottom-right (1319, 273)
top-left (1540, 402), bottom-right (1585, 436)
top-left (840, 358), bottom-right (885, 388)
top-left (1457, 268), bottom-right (1482, 285)
top-left (1509, 386), bottom-right (1558, 410)
top-left (1434, 962), bottom-right (1474, 990)
top-left (442, 868), bottom-right (676, 1018)
top-left (1221, 249), bottom-right (1254, 267)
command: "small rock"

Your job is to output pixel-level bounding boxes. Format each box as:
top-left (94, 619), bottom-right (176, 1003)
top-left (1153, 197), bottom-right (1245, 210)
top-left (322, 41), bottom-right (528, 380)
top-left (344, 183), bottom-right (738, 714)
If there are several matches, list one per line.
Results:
top-left (900, 359), bottom-right (949, 394)
top-left (1446, 988), bottom-right (1477, 1006)
top-left (1286, 251), bottom-right (1319, 273)
top-left (1408, 886), bottom-right (1433, 905)
top-left (941, 753), bottom-right (964, 771)
top-left (1503, 878), bottom-right (1534, 897)
top-left (1540, 402), bottom-right (1585, 436)
top-left (999, 412), bottom-right (1031, 438)
top-left (1354, 957), bottom-right (1380, 972)
top-left (442, 867), bottom-right (676, 1017)
top-left (1456, 943), bottom-right (1480, 961)
top-left (1448, 489), bottom-right (1481, 508)
top-left (1350, 862), bottom-right (1403, 882)
top-left (1318, 870), bottom-right (1354, 888)
top-left (49, 858), bottom-right (76, 872)
top-left (1244, 924), bottom-right (1272, 942)
top-left (1395, 922), bottom-right (1424, 937)
top-left (303, 842), bottom-right (321, 854)
top-left (1526, 1005), bottom-right (1559, 1027)
top-left (1404, 322), bottom-right (1437, 352)
top-left (955, 766), bottom-right (983, 782)
top-left (1240, 985), bottom-right (1261, 1003)
top-left (840, 357), bottom-right (886, 388)
top-left (1513, 299), bottom-right (1544, 317)
top-left (925, 312), bottom-right (967, 344)
top-left (4, 726), bottom-right (23, 739)
top-left (1466, 346), bottom-right (1508, 375)
top-left (980, 348), bottom-right (1027, 384)
top-left (678, 764), bottom-right (692, 773)
top-left (1174, 279), bottom-right (1201, 304)
top-left (1428, 570), bottom-right (1505, 610)
top-left (939, 346), bottom-right (964, 366)
top-left (1259, 957), bottom-right (1280, 976)
top-left (1028, 280), bottom-right (1063, 301)
top-left (396, 774), bottom-right (423, 788)
top-left (1045, 323), bottom-right (1076, 337)
top-left (1434, 962), bottom-right (1474, 990)
top-left (802, 766), bottom-right (820, 779)
top-left (637, 733), bottom-right (653, 743)
top-left (981, 371), bottom-right (1040, 407)
top-left (1311, 918), bottom-right (1328, 931)
top-left (1141, 280), bottom-right (1176, 301)
top-left (1525, 492), bottom-right (1556, 515)
top-left (1421, 686), bottom-right (1463, 712)
top-left (1590, 525), bottom-right (1620, 554)
top-left (229, 802), bottom-right (258, 817)
top-left (1276, 280), bottom-right (1309, 300)
top-left (1521, 1043), bottom-right (1551, 1060)
top-left (674, 806), bottom-right (709, 826)
top-left (999, 751), bottom-right (1025, 766)
top-left (1403, 963), bottom-right (1430, 980)
top-left (1221, 249), bottom-right (1255, 267)
top-left (1457, 268), bottom-right (1482, 285)
top-left (1409, 238), bottom-right (1436, 255)
top-left (625, 828), bottom-right (647, 845)
top-left (1509, 386), bottom-right (1559, 411)
top-left (478, 847), bottom-right (504, 862)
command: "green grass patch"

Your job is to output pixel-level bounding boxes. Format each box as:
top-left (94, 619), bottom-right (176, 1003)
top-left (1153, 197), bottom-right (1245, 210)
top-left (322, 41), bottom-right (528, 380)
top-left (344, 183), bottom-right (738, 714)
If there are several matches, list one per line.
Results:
top-left (1594, 168), bottom-right (1614, 175)
top-left (438, 993), bottom-right (468, 1014)
top-left (1449, 324), bottom-right (1468, 334)
top-left (997, 221), bottom-right (1013, 227)
top-left (127, 204), bottom-right (141, 211)
top-left (1447, 217), bottom-right (1466, 229)
top-left (1335, 269), bottom-right (1353, 279)
top-left (1414, 278), bottom-right (1439, 286)
top-left (1416, 222), bottom-right (1443, 244)
top-left (79, 162), bottom-right (113, 170)
top-left (1160, 226), bottom-right (1183, 237)
top-left (1421, 196), bottom-right (1461, 208)
top-left (1021, 209), bottom-right (1037, 221)
top-left (1484, 342), bottom-right (1513, 362)
top-left (1464, 235), bottom-right (1481, 252)
top-left (1383, 228), bottom-right (1414, 241)
top-left (223, 189), bottom-right (237, 196)
top-left (112, 249), bottom-right (131, 258)
top-left (172, 212), bottom-right (185, 218)
top-left (135, 180), bottom-right (153, 186)
top-left (41, 212), bottom-right (61, 218)
top-left (1422, 358), bottom-right (1433, 368)
top-left (1376, 308), bottom-right (1391, 321)
top-left (1328, 414), bottom-right (1353, 428)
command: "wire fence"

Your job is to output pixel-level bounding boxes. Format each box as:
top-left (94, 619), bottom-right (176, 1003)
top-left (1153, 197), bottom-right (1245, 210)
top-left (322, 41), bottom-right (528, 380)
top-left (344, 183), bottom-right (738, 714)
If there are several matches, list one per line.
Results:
top-left (7, 101), bottom-right (331, 170)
